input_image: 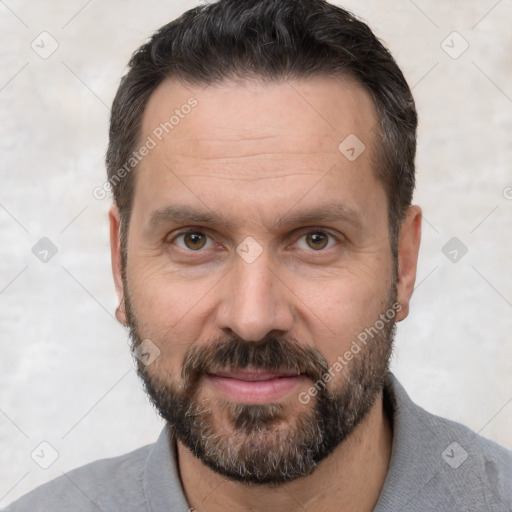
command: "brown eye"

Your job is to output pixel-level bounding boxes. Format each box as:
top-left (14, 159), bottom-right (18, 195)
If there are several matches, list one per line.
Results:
top-left (296, 231), bottom-right (338, 252)
top-left (305, 232), bottom-right (329, 250)
top-left (176, 232), bottom-right (210, 251)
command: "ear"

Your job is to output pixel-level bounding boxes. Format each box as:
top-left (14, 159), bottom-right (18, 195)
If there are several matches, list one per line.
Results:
top-left (395, 205), bottom-right (422, 322)
top-left (109, 204), bottom-right (127, 326)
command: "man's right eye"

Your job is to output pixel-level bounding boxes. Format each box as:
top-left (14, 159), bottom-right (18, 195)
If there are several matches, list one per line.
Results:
top-left (172, 231), bottom-right (214, 251)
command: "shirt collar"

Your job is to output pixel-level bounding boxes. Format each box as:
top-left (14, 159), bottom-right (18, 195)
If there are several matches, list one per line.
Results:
top-left (143, 424), bottom-right (190, 512)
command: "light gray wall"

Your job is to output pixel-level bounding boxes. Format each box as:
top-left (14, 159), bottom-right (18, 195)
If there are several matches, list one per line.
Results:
top-left (1, 0), bottom-right (511, 506)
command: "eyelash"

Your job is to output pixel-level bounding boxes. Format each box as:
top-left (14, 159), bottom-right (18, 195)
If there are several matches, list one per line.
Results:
top-left (169, 229), bottom-right (340, 254)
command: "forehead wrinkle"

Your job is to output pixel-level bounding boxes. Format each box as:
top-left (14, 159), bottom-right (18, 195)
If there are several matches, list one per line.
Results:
top-left (166, 151), bottom-right (333, 161)
top-left (170, 172), bottom-right (321, 182)
top-left (149, 151), bottom-right (341, 184)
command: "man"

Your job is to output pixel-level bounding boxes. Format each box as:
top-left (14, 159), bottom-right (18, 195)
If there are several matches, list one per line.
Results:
top-left (5, 0), bottom-right (511, 511)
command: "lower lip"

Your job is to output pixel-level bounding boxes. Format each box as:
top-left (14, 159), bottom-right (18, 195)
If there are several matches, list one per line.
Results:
top-left (207, 374), bottom-right (305, 403)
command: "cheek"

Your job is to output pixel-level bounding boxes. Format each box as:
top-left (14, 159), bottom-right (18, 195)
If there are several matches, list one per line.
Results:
top-left (127, 254), bottom-right (215, 325)
top-left (125, 266), bottom-right (216, 375)
top-left (293, 267), bottom-right (392, 364)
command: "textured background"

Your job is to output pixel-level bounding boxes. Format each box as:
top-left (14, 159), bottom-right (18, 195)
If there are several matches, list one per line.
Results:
top-left (1, 0), bottom-right (511, 506)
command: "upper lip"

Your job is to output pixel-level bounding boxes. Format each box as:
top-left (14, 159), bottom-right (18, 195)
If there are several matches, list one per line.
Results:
top-left (208, 370), bottom-right (303, 382)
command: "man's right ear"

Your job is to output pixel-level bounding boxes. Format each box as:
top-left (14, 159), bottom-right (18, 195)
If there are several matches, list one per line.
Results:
top-left (109, 204), bottom-right (127, 326)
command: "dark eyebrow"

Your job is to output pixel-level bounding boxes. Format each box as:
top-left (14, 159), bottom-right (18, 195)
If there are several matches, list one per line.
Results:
top-left (147, 201), bottom-right (363, 232)
top-left (148, 205), bottom-right (235, 230)
top-left (273, 202), bottom-right (364, 230)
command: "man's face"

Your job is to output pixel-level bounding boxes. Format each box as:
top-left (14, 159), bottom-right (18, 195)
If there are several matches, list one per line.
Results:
top-left (110, 77), bottom-right (417, 483)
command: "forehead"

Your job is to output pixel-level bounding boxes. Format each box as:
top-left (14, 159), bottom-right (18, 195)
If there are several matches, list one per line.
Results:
top-left (140, 75), bottom-right (377, 159)
top-left (133, 76), bottom-right (383, 230)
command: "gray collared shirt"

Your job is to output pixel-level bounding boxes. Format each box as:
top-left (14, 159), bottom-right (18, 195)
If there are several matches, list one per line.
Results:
top-left (3, 374), bottom-right (511, 511)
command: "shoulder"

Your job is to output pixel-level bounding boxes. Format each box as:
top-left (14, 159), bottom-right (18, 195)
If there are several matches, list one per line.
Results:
top-left (424, 406), bottom-right (512, 506)
top-left (381, 374), bottom-right (512, 511)
top-left (2, 443), bottom-right (152, 512)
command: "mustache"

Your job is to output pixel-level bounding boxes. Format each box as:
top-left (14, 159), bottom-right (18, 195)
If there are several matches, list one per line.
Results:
top-left (181, 335), bottom-right (329, 388)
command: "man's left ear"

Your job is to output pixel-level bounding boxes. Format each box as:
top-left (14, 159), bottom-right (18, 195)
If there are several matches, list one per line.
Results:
top-left (395, 205), bottom-right (422, 322)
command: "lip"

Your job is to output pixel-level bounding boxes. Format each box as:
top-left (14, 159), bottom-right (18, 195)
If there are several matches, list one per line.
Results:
top-left (206, 370), bottom-right (306, 404)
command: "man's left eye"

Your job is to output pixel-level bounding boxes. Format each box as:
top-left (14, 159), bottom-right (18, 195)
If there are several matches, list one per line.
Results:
top-left (295, 231), bottom-right (337, 251)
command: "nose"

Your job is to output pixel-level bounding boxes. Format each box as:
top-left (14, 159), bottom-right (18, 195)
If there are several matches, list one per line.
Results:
top-left (215, 250), bottom-right (294, 342)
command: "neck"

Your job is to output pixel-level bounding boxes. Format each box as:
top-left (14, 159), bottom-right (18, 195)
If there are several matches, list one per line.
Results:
top-left (176, 391), bottom-right (392, 512)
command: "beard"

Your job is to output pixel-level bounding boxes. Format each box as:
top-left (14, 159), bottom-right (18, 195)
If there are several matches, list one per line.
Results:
top-left (124, 282), bottom-right (397, 485)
